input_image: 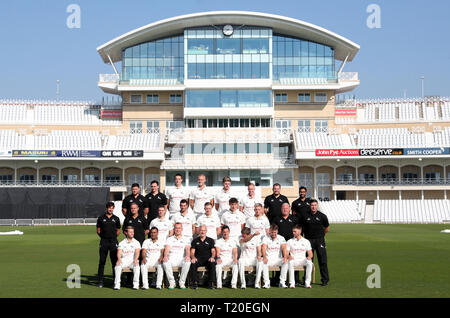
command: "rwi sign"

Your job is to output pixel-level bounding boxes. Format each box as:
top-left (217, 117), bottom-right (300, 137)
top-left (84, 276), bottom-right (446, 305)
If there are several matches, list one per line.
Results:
top-left (61, 150), bottom-right (80, 157)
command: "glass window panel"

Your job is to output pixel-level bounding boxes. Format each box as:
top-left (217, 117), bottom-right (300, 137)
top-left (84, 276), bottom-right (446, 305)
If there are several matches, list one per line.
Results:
top-left (216, 63), bottom-right (225, 79)
top-left (124, 48), bottom-right (132, 58)
top-left (197, 63), bottom-right (206, 78)
top-left (293, 41), bottom-right (301, 57)
top-left (155, 42), bottom-right (164, 57)
top-left (224, 63), bottom-right (233, 78)
top-left (140, 43), bottom-right (148, 58)
top-left (187, 39), bottom-right (214, 54)
top-left (216, 38), bottom-right (241, 54)
top-left (221, 90), bottom-right (237, 107)
top-left (261, 63), bottom-right (269, 78)
top-left (232, 63), bottom-right (241, 78)
top-left (300, 41), bottom-right (308, 57)
top-left (277, 41), bottom-right (285, 56)
top-left (206, 63), bottom-right (215, 79)
top-left (285, 41), bottom-right (293, 57)
top-left (186, 90), bottom-right (220, 107)
top-left (309, 42), bottom-right (317, 57)
top-left (252, 63), bottom-right (260, 78)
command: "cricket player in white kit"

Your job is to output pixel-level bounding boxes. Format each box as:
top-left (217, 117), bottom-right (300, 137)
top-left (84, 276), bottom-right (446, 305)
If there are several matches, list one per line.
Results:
top-left (215, 176), bottom-right (234, 218)
top-left (190, 174), bottom-right (214, 220)
top-left (215, 225), bottom-right (239, 289)
top-left (257, 224), bottom-right (289, 289)
top-left (170, 199), bottom-right (196, 242)
top-left (220, 198), bottom-right (246, 240)
top-left (140, 227), bottom-right (164, 289)
top-left (165, 173), bottom-right (190, 217)
top-left (195, 202), bottom-right (221, 240)
top-left (162, 222), bottom-right (192, 289)
top-left (286, 225), bottom-right (313, 288)
top-left (114, 227), bottom-right (141, 290)
top-left (245, 203), bottom-right (270, 240)
top-left (149, 205), bottom-right (173, 244)
top-left (238, 227), bottom-right (262, 289)
top-left (239, 183), bottom-right (264, 220)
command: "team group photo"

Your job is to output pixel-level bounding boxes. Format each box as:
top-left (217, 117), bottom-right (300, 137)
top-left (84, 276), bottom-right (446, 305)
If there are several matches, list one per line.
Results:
top-left (0, 0), bottom-right (449, 304)
top-left (97, 175), bottom-right (327, 290)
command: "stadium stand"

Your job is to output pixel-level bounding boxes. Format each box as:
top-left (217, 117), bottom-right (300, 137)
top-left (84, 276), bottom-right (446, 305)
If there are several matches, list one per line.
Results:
top-left (295, 132), bottom-right (356, 149)
top-left (0, 99), bottom-right (121, 126)
top-left (373, 200), bottom-right (450, 224)
top-left (318, 200), bottom-right (366, 223)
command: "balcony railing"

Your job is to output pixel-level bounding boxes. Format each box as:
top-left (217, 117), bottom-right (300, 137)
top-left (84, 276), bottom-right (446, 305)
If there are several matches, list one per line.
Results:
top-left (334, 179), bottom-right (450, 186)
top-left (0, 180), bottom-right (126, 187)
top-left (166, 128), bottom-right (292, 144)
top-left (338, 72), bottom-right (359, 81)
top-left (99, 74), bottom-right (119, 83)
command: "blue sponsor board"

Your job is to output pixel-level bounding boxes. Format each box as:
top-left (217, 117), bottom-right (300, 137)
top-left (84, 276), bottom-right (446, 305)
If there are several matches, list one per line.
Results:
top-left (404, 148), bottom-right (450, 156)
top-left (13, 150), bottom-right (59, 157)
top-left (13, 150), bottom-right (102, 157)
top-left (58, 150), bottom-right (101, 157)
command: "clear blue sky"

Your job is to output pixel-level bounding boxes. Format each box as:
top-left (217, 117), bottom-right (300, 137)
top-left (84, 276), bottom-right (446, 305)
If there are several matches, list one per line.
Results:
top-left (0, 0), bottom-right (449, 101)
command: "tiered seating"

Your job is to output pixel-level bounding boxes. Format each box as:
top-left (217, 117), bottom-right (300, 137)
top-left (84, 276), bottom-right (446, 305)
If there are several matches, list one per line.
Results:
top-left (441, 101), bottom-right (450, 120)
top-left (0, 104), bottom-right (27, 123)
top-left (433, 127), bottom-right (450, 147)
top-left (356, 97), bottom-right (450, 123)
top-left (373, 200), bottom-right (450, 223)
top-left (33, 130), bottom-right (102, 150)
top-left (377, 102), bottom-right (396, 122)
top-left (104, 133), bottom-right (161, 151)
top-left (0, 98), bottom-right (122, 126)
top-left (363, 103), bottom-right (377, 122)
top-left (398, 101), bottom-right (420, 121)
top-left (295, 132), bottom-right (356, 149)
top-left (318, 200), bottom-right (366, 223)
top-left (357, 128), bottom-right (427, 148)
top-left (34, 105), bottom-right (101, 124)
top-left (0, 130), bottom-right (26, 150)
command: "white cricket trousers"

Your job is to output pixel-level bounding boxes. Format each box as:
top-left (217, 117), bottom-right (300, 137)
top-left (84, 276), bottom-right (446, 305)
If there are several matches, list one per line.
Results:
top-left (114, 259), bottom-right (140, 289)
top-left (238, 258), bottom-right (260, 288)
top-left (163, 257), bottom-right (191, 287)
top-left (256, 258), bottom-right (288, 287)
top-left (215, 258), bottom-right (238, 288)
top-left (289, 258), bottom-right (313, 287)
top-left (140, 259), bottom-right (163, 289)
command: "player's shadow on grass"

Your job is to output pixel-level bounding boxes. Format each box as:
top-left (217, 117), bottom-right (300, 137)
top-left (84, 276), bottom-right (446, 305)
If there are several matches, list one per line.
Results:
top-left (62, 274), bottom-right (115, 288)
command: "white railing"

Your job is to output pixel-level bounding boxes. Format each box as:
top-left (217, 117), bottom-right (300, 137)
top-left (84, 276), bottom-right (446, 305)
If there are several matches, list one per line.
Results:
top-left (166, 128), bottom-right (291, 144)
top-left (339, 72), bottom-right (359, 81)
top-left (99, 74), bottom-right (119, 83)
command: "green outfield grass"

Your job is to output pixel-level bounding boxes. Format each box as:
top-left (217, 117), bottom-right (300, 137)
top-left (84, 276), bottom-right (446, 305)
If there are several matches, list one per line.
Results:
top-left (0, 224), bottom-right (449, 298)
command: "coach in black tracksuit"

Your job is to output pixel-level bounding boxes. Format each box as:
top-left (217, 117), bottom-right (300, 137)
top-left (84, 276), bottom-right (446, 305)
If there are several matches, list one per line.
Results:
top-left (299, 199), bottom-right (330, 286)
top-left (96, 202), bottom-right (121, 288)
top-left (291, 186), bottom-right (312, 221)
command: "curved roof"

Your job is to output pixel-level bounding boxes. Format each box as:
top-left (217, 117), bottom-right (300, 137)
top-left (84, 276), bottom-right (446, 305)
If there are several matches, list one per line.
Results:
top-left (97, 11), bottom-right (360, 63)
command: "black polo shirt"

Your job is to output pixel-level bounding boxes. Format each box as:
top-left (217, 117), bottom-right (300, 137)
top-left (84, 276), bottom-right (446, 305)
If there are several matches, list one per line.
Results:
top-left (273, 215), bottom-right (298, 240)
top-left (291, 197), bottom-right (312, 220)
top-left (122, 194), bottom-right (147, 217)
top-left (264, 194), bottom-right (289, 223)
top-left (299, 211), bottom-right (330, 240)
top-left (191, 236), bottom-right (215, 260)
top-left (122, 215), bottom-right (149, 245)
top-left (96, 213), bottom-right (121, 240)
top-left (144, 192), bottom-right (167, 222)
